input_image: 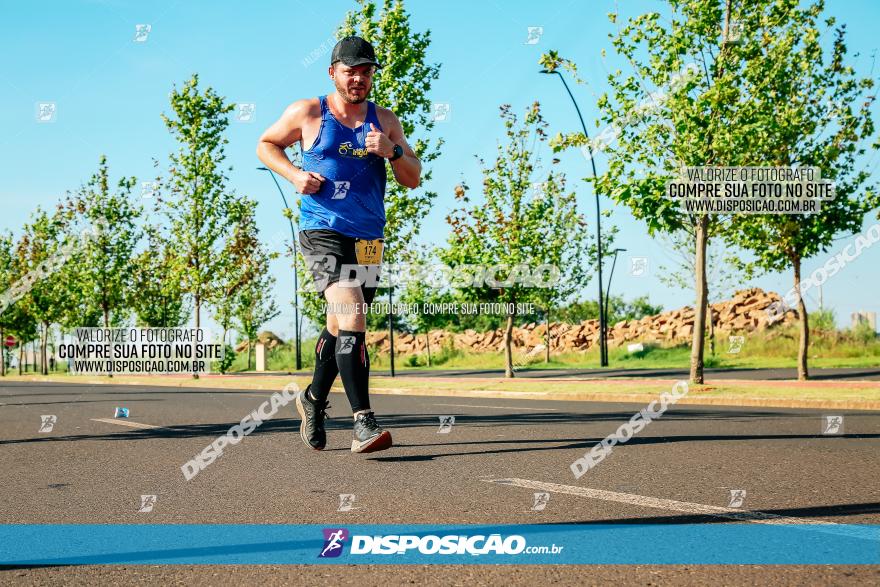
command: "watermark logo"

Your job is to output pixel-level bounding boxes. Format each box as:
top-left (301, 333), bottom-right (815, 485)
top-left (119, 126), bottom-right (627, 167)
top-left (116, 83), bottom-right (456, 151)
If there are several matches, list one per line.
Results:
top-left (525, 26), bottom-right (544, 45)
top-left (571, 381), bottom-right (689, 479)
top-left (181, 383), bottom-right (298, 481)
top-left (235, 103), bottom-right (256, 123)
top-left (337, 335), bottom-right (355, 355)
top-left (332, 180), bottom-right (350, 200)
top-left (822, 415), bottom-right (844, 435)
top-left (301, 258), bottom-right (562, 292)
top-left (531, 492), bottom-right (550, 511)
top-left (728, 489), bottom-right (747, 508)
top-left (727, 335), bottom-right (745, 354)
top-left (319, 528), bottom-right (349, 558)
top-left (38, 415), bottom-right (57, 433)
top-left (437, 415), bottom-right (455, 433)
top-left (630, 256), bottom-right (649, 277)
top-left (512, 343), bottom-right (545, 374)
top-left (140, 181), bottom-right (158, 199)
top-left (302, 34), bottom-right (337, 68)
top-left (431, 102), bottom-right (451, 123)
top-left (138, 494), bottom-right (157, 512)
top-left (134, 24), bottom-right (151, 42)
top-left (530, 182), bottom-right (547, 201)
top-left (725, 20), bottom-right (744, 44)
top-left (114, 407), bottom-right (129, 418)
top-left (338, 494), bottom-right (357, 512)
top-left (36, 102), bottom-right (56, 123)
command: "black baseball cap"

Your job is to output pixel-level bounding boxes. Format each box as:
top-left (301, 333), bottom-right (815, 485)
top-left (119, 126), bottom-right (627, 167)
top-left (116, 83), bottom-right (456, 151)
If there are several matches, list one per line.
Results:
top-left (330, 36), bottom-right (382, 69)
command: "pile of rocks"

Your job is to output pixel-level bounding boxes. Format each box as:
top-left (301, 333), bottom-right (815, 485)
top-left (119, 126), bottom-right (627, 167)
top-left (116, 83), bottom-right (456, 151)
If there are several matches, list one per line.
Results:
top-left (365, 288), bottom-right (798, 355)
top-left (235, 330), bottom-right (284, 352)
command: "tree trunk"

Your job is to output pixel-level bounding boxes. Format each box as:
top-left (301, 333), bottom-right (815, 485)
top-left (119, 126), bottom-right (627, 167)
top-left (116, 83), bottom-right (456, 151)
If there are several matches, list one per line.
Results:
top-left (504, 311), bottom-right (515, 378)
top-left (545, 307), bottom-right (551, 364)
top-left (707, 302), bottom-right (715, 356)
top-left (104, 308), bottom-right (113, 378)
top-left (793, 256), bottom-right (810, 380)
top-left (690, 216), bottom-right (709, 384)
top-left (0, 327), bottom-right (5, 377)
top-left (425, 330), bottom-right (431, 367)
top-left (247, 338), bottom-right (253, 371)
top-left (193, 295), bottom-right (201, 379)
top-left (41, 322), bottom-right (49, 375)
top-left (18, 344), bottom-right (23, 375)
top-left (220, 327), bottom-right (228, 373)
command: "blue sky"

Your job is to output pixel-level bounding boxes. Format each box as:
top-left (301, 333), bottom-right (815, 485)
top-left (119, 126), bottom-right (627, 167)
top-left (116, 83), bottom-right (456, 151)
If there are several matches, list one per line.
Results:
top-left (2, 0), bottom-right (879, 339)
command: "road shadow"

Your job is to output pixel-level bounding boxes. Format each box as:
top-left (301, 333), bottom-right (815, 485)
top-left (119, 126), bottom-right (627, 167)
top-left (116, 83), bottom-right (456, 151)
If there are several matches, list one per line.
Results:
top-left (0, 405), bottom-right (850, 446)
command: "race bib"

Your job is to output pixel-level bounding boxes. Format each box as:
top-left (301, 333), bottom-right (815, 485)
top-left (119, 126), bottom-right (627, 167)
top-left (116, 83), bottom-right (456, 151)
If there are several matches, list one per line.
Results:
top-left (355, 238), bottom-right (384, 265)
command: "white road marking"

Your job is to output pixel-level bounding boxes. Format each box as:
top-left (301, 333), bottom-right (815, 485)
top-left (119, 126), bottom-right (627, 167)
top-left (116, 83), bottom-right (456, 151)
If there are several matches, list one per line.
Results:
top-left (433, 403), bottom-right (558, 412)
top-left (486, 477), bottom-right (878, 541)
top-left (90, 418), bottom-right (160, 430)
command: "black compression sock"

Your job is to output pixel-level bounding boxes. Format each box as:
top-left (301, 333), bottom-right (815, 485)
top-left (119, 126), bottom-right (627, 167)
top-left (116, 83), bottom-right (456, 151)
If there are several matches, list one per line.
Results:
top-left (334, 330), bottom-right (370, 413)
top-left (309, 328), bottom-right (339, 403)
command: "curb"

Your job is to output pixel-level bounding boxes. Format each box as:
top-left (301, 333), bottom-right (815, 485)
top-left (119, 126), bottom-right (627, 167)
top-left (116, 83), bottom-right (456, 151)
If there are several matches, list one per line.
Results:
top-left (368, 386), bottom-right (880, 411)
top-left (6, 375), bottom-right (879, 412)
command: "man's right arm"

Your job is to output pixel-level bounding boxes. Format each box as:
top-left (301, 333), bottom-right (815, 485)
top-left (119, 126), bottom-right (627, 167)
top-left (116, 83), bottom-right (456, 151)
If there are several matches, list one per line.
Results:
top-left (256, 100), bottom-right (325, 194)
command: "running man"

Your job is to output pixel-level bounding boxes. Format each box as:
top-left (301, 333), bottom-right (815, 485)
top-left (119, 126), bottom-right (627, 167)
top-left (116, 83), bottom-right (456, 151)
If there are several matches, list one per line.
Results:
top-left (257, 36), bottom-right (421, 453)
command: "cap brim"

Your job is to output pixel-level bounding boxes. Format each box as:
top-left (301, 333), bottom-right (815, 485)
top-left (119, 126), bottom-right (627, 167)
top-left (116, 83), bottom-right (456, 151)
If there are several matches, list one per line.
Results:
top-left (337, 57), bottom-right (382, 68)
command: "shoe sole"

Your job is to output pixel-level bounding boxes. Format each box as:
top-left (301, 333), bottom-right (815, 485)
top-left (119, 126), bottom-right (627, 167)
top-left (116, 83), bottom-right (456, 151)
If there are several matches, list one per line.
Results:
top-left (351, 430), bottom-right (392, 453)
top-left (295, 391), bottom-right (325, 451)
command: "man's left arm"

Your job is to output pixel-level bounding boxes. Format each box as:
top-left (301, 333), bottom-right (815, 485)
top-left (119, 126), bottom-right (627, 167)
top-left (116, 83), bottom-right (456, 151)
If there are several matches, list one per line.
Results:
top-left (366, 112), bottom-right (421, 189)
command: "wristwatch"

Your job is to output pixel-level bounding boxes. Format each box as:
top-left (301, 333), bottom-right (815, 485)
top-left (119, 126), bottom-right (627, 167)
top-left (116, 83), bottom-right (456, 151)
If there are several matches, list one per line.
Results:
top-left (389, 144), bottom-right (403, 161)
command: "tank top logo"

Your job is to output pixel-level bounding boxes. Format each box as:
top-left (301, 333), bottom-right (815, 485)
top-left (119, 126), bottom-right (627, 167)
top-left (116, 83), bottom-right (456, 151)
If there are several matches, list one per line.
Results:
top-left (332, 181), bottom-right (350, 199)
top-left (337, 141), bottom-right (369, 158)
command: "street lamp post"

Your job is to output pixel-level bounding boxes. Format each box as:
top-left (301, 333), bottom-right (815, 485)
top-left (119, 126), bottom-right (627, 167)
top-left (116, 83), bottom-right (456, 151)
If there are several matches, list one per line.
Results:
top-left (540, 68), bottom-right (608, 366)
top-left (257, 167), bottom-right (302, 371)
top-left (604, 248), bottom-right (627, 344)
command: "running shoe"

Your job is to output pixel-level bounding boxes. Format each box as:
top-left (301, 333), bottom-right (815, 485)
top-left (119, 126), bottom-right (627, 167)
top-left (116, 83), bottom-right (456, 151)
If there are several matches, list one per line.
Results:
top-left (351, 411), bottom-right (392, 453)
top-left (295, 385), bottom-right (330, 450)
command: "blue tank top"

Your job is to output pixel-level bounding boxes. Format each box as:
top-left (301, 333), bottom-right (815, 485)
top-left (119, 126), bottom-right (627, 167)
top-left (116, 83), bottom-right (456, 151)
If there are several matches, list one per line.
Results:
top-left (299, 95), bottom-right (387, 239)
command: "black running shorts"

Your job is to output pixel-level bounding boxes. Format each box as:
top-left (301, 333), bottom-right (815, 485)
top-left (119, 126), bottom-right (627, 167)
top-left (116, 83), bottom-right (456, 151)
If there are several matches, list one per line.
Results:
top-left (298, 228), bottom-right (381, 304)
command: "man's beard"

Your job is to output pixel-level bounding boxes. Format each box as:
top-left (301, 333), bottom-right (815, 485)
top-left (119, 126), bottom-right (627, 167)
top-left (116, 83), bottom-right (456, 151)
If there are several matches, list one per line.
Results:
top-left (335, 80), bottom-right (369, 104)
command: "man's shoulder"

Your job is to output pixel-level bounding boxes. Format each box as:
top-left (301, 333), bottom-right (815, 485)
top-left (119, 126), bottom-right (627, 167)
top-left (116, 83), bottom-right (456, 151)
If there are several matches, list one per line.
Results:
top-left (372, 103), bottom-right (399, 128)
top-left (284, 97), bottom-right (322, 121)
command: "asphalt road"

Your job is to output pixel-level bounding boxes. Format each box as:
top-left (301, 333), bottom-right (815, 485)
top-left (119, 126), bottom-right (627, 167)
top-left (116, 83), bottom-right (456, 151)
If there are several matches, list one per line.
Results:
top-left (370, 366), bottom-right (880, 381)
top-left (1, 381), bottom-right (879, 585)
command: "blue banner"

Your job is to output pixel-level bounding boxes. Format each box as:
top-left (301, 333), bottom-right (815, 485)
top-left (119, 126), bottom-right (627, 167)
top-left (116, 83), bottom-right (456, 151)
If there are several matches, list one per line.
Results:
top-left (0, 524), bottom-right (877, 565)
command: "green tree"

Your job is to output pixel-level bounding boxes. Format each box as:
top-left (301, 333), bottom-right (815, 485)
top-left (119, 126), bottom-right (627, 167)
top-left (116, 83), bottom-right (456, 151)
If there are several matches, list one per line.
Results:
top-left (443, 103), bottom-right (590, 377)
top-left (161, 74), bottom-right (236, 335)
top-left (131, 226), bottom-right (188, 327)
top-left (212, 197), bottom-right (276, 372)
top-left (0, 231), bottom-right (16, 375)
top-left (65, 156), bottom-right (142, 328)
top-left (720, 1), bottom-right (879, 379)
top-left (234, 271), bottom-right (280, 371)
top-left (7, 307), bottom-right (37, 375)
top-left (14, 207), bottom-right (71, 374)
top-left (543, 0), bottom-right (831, 383)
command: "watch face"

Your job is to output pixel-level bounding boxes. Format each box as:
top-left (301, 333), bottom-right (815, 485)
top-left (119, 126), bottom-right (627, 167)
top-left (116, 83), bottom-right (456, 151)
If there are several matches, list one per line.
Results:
top-left (393, 144), bottom-right (403, 158)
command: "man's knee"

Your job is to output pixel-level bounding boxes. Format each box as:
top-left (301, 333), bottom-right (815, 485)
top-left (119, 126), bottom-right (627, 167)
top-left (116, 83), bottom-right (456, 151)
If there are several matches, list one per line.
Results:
top-left (326, 313), bottom-right (339, 337)
top-left (325, 281), bottom-right (366, 333)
